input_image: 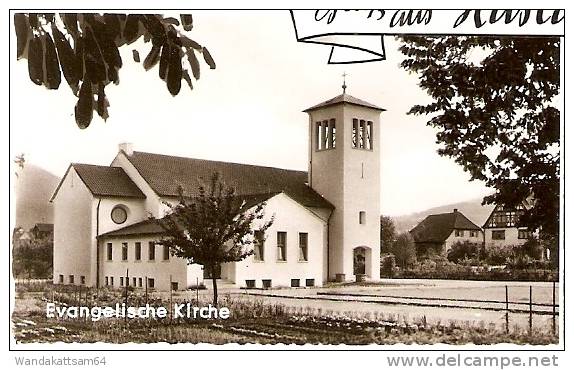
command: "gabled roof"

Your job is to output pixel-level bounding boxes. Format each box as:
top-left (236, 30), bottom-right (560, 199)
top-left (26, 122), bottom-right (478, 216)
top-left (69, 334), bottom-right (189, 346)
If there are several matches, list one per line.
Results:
top-left (303, 93), bottom-right (385, 112)
top-left (410, 210), bottom-right (481, 244)
top-left (122, 151), bottom-right (334, 210)
top-left (50, 164), bottom-right (146, 202)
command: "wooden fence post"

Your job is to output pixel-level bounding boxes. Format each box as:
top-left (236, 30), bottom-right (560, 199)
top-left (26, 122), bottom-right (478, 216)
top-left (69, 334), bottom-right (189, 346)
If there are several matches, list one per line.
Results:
top-left (169, 274), bottom-right (173, 323)
top-left (529, 285), bottom-right (533, 335)
top-left (505, 285), bottom-right (509, 334)
top-left (552, 280), bottom-right (556, 335)
top-left (124, 268), bottom-right (129, 325)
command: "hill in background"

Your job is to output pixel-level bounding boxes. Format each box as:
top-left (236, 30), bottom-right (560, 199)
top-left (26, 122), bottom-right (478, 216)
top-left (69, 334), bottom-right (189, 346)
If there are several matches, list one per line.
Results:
top-left (391, 197), bottom-right (496, 233)
top-left (14, 164), bottom-right (60, 230)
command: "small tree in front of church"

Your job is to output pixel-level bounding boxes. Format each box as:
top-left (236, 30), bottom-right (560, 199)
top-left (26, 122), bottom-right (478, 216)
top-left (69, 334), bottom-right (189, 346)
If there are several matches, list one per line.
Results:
top-left (157, 172), bottom-right (273, 306)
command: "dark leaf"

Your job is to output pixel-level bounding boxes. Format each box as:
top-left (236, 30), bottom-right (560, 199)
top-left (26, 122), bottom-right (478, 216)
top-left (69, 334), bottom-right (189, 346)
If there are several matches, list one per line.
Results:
top-left (28, 13), bottom-right (39, 29)
top-left (159, 41), bottom-right (170, 80)
top-left (52, 25), bottom-right (81, 93)
top-left (83, 27), bottom-right (107, 83)
top-left (132, 49), bottom-right (140, 63)
top-left (186, 48), bottom-right (200, 80)
top-left (43, 33), bottom-right (61, 89)
top-left (123, 14), bottom-right (141, 44)
top-left (14, 14), bottom-right (29, 59)
top-left (103, 13), bottom-right (121, 41)
top-left (167, 46), bottom-right (182, 95)
top-left (142, 15), bottom-right (166, 46)
top-left (27, 36), bottom-right (43, 85)
top-left (163, 17), bottom-right (180, 26)
top-left (180, 36), bottom-right (202, 50)
top-left (61, 14), bottom-right (78, 36)
top-left (75, 78), bottom-right (93, 129)
top-left (143, 44), bottom-right (161, 70)
top-left (180, 14), bottom-right (193, 31)
top-left (96, 83), bottom-right (109, 120)
top-left (43, 13), bottom-right (55, 23)
top-left (202, 47), bottom-right (216, 69)
top-left (88, 19), bottom-right (122, 85)
top-left (182, 69), bottom-right (193, 91)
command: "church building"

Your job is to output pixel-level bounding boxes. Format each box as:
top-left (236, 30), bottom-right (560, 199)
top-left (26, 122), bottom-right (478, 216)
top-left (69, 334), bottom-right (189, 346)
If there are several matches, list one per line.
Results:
top-left (51, 90), bottom-right (385, 290)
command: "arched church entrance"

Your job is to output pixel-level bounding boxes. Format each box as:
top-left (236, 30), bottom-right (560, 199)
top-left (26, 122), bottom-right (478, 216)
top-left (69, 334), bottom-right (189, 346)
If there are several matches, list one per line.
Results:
top-left (353, 246), bottom-right (373, 278)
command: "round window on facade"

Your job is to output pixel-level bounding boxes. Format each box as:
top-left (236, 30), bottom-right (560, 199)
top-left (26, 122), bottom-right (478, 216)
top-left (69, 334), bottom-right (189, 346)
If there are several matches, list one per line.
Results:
top-left (111, 205), bottom-right (128, 224)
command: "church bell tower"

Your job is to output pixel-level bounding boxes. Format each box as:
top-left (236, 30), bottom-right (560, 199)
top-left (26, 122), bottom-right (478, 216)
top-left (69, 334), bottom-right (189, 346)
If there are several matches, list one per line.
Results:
top-left (304, 80), bottom-right (384, 282)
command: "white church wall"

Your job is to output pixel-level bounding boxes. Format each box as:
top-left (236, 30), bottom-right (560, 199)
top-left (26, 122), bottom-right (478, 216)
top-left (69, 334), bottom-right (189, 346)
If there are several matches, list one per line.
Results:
top-left (99, 234), bottom-right (187, 291)
top-left (341, 104), bottom-right (382, 281)
top-left (111, 151), bottom-right (163, 217)
top-left (52, 167), bottom-right (94, 286)
top-left (233, 193), bottom-right (327, 288)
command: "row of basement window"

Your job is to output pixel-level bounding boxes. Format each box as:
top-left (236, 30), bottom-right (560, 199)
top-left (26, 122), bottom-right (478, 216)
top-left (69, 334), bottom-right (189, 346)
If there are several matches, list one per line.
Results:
top-left (253, 231), bottom-right (308, 262)
top-left (245, 278), bottom-right (315, 289)
top-left (102, 276), bottom-right (177, 290)
top-left (315, 118), bottom-right (374, 151)
top-left (58, 274), bottom-right (85, 285)
top-left (106, 242), bottom-right (170, 262)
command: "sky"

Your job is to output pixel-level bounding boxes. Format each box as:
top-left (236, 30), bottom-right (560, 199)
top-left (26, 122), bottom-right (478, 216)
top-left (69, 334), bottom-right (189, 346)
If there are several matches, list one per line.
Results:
top-left (10, 10), bottom-right (492, 216)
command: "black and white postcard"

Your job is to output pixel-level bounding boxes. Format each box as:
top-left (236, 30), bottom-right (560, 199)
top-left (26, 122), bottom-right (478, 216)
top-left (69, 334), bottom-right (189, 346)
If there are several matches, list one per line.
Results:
top-left (5, 3), bottom-right (571, 369)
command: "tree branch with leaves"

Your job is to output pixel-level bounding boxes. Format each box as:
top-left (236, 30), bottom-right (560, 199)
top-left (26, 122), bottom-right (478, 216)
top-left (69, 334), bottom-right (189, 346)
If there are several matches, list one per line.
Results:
top-left (14, 13), bottom-right (216, 128)
top-left (399, 36), bottom-right (560, 238)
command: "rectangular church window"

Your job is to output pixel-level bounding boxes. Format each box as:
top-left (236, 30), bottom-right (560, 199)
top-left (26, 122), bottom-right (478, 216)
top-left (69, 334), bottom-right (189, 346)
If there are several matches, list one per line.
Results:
top-left (352, 119), bottom-right (358, 148)
top-left (359, 211), bottom-right (366, 225)
top-left (322, 121), bottom-right (328, 149)
top-left (107, 243), bottom-right (113, 261)
top-left (135, 242), bottom-right (141, 260)
top-left (366, 121), bottom-right (373, 150)
top-left (329, 119), bottom-right (336, 149)
top-left (299, 232), bottom-right (308, 261)
top-left (277, 232), bottom-right (287, 261)
top-left (149, 242), bottom-right (156, 260)
top-left (122, 242), bottom-right (128, 261)
top-left (359, 120), bottom-right (365, 148)
top-left (315, 122), bottom-right (321, 150)
top-left (254, 230), bottom-right (265, 261)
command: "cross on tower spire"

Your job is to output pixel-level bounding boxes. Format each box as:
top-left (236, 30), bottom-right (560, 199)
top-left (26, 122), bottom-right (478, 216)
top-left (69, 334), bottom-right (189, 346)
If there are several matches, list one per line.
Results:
top-left (342, 72), bottom-right (348, 94)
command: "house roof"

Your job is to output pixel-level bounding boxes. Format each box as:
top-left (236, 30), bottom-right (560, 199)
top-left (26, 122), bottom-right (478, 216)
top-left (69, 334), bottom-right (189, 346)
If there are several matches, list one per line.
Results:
top-left (50, 164), bottom-right (146, 201)
top-left (303, 93), bottom-right (385, 112)
top-left (410, 210), bottom-right (482, 244)
top-left (123, 151), bottom-right (334, 210)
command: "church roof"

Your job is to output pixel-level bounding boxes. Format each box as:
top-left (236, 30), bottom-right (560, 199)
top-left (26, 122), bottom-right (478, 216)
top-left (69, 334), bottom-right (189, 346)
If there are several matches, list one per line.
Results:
top-left (50, 164), bottom-right (147, 201)
top-left (123, 151), bottom-right (334, 210)
top-left (303, 93), bottom-right (385, 112)
top-left (98, 193), bottom-right (279, 239)
top-left (98, 218), bottom-right (164, 238)
top-left (410, 209), bottom-right (481, 244)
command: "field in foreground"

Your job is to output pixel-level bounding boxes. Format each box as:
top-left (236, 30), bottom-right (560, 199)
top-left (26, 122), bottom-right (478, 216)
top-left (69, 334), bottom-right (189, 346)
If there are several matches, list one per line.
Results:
top-left (11, 283), bottom-right (559, 346)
